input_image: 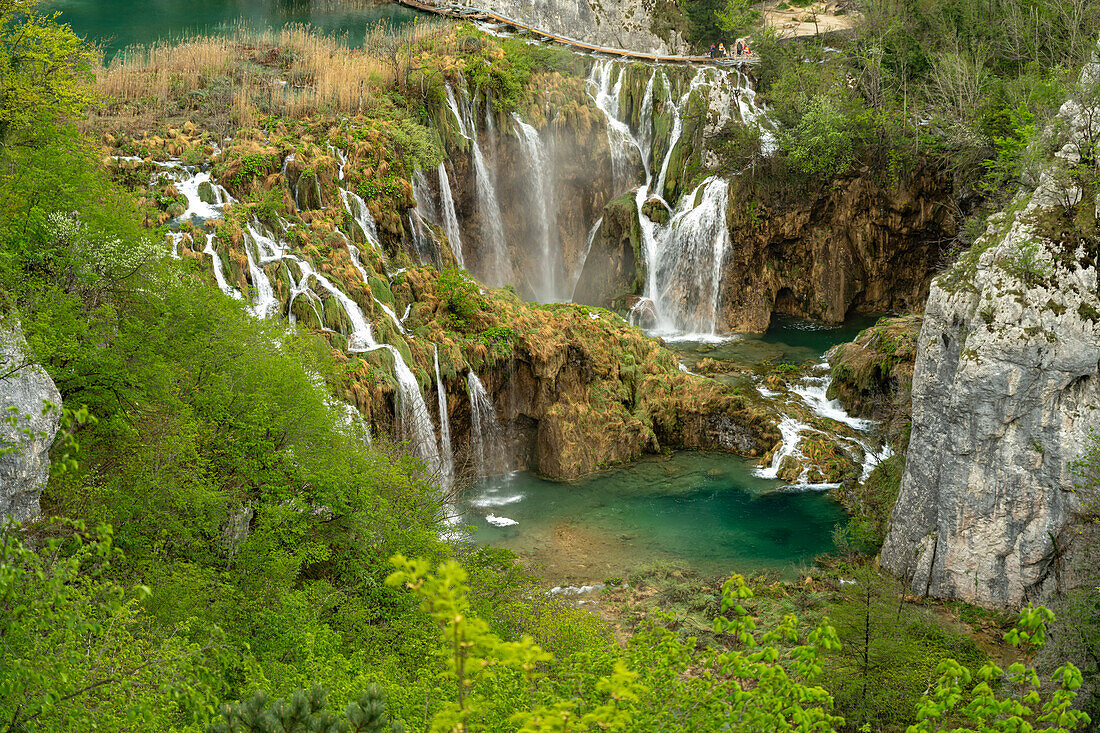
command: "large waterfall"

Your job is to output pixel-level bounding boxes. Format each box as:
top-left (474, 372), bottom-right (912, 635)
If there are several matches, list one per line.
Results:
top-left (426, 61), bottom-right (770, 339)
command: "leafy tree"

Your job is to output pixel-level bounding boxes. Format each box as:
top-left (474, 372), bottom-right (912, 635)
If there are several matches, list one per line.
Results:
top-left (781, 94), bottom-right (860, 178)
top-left (0, 0), bottom-right (93, 146)
top-left (908, 605), bottom-right (1091, 732)
top-left (716, 0), bottom-right (758, 39)
top-left (0, 520), bottom-right (227, 731)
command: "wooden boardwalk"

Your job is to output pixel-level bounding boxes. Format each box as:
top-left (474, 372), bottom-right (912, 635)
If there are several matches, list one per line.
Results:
top-left (394, 0), bottom-right (760, 66)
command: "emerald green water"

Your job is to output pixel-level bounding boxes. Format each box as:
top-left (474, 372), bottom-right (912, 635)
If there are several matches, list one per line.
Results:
top-left (463, 453), bottom-right (845, 583)
top-left (50, 0), bottom-right (427, 58)
top-left (464, 316), bottom-right (882, 583)
top-left (676, 315), bottom-right (881, 371)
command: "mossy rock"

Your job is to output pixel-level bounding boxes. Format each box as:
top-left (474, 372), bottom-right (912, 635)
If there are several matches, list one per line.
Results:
top-left (368, 275), bottom-right (395, 308)
top-left (197, 180), bottom-right (217, 204)
top-left (641, 198), bottom-right (671, 225)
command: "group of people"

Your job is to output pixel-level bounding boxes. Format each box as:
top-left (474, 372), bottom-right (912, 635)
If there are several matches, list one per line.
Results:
top-left (708, 38), bottom-right (751, 58)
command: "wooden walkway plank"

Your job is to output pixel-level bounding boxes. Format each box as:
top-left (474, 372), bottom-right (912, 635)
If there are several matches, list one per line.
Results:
top-left (393, 0), bottom-right (760, 66)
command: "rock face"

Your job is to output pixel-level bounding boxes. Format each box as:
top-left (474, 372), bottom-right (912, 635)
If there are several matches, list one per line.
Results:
top-left (1, 322), bottom-right (62, 525)
top-left (880, 156), bottom-right (1100, 607)
top-left (718, 169), bottom-right (956, 332)
top-left (446, 0), bottom-right (687, 55)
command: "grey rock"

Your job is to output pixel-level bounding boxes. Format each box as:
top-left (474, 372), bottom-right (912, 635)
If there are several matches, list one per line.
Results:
top-left (880, 174), bottom-right (1100, 608)
top-left (1, 322), bottom-right (62, 525)
top-left (449, 0), bottom-right (686, 55)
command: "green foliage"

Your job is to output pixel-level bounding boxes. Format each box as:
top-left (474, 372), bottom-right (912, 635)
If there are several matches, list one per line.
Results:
top-left (436, 267), bottom-right (484, 332)
top-left (209, 684), bottom-right (405, 733)
top-left (0, 0), bottom-right (93, 146)
top-left (716, 0), bottom-right (759, 37)
top-left (908, 605), bottom-right (1090, 732)
top-left (780, 94), bottom-right (860, 178)
top-left (0, 520), bottom-right (227, 731)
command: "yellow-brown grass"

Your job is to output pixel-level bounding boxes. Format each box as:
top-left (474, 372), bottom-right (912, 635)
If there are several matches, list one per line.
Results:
top-left (91, 19), bottom-right (454, 128)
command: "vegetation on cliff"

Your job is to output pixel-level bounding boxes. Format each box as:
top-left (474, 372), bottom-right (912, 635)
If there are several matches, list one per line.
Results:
top-left (0, 0), bottom-right (1097, 730)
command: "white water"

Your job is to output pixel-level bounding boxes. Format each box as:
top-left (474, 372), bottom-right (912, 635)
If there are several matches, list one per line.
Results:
top-left (755, 358), bottom-right (888, 490)
top-left (434, 345), bottom-right (455, 491)
top-left (512, 114), bottom-right (558, 302)
top-left (437, 162), bottom-right (464, 266)
top-left (649, 177), bottom-right (731, 338)
top-left (581, 62), bottom-right (772, 339)
top-left (203, 233), bottom-right (242, 301)
top-left (465, 95), bottom-right (509, 286)
top-left (339, 188), bottom-right (382, 251)
top-left (467, 371), bottom-right (510, 479)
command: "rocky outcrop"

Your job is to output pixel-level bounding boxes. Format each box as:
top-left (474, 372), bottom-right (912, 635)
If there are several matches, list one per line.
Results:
top-left (718, 168), bottom-right (956, 332)
top-left (828, 314), bottom-right (921, 427)
top-left (880, 104), bottom-right (1100, 606)
top-left (1, 322), bottom-right (62, 525)
top-left (445, 0), bottom-right (688, 55)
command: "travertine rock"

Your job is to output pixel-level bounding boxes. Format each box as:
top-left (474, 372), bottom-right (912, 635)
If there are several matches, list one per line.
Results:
top-left (1, 322), bottom-right (62, 525)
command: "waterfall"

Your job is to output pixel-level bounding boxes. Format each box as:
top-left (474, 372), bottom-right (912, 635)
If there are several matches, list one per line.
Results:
top-left (512, 114), bottom-right (558, 302)
top-left (339, 188), bottom-right (382, 251)
top-left (467, 371), bottom-right (509, 479)
top-left (437, 162), bottom-right (464, 266)
top-left (464, 94), bottom-right (509, 287)
top-left (244, 232), bottom-right (279, 319)
top-left (650, 177), bottom-right (731, 337)
top-left (434, 345), bottom-right (455, 491)
top-left (583, 62), bottom-right (770, 340)
top-left (570, 216), bottom-right (604, 301)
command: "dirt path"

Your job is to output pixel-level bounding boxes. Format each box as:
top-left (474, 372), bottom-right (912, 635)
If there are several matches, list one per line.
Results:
top-left (757, 0), bottom-right (859, 41)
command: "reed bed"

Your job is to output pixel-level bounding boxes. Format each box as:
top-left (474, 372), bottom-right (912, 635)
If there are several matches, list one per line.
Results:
top-left (92, 17), bottom-right (456, 128)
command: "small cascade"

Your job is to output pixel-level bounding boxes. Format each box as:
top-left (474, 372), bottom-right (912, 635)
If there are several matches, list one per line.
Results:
top-left (204, 233), bottom-right (243, 301)
top-left (434, 346), bottom-right (455, 491)
top-left (437, 162), bottom-right (464, 266)
top-left (466, 371), bottom-right (510, 479)
top-left (244, 232), bottom-right (279, 319)
top-left (512, 114), bottom-right (559, 302)
top-left (755, 360), bottom-right (886, 490)
top-left (339, 189), bottom-right (382, 250)
top-left (375, 298), bottom-right (407, 335)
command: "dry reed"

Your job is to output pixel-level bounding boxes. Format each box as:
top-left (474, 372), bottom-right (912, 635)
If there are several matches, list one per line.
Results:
top-left (92, 18), bottom-right (455, 125)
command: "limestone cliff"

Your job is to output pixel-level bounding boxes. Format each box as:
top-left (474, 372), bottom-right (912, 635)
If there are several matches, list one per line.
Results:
top-left (1, 322), bottom-right (62, 525)
top-left (880, 88), bottom-right (1100, 606)
top-left (442, 0), bottom-right (688, 55)
top-left (718, 169), bottom-right (956, 332)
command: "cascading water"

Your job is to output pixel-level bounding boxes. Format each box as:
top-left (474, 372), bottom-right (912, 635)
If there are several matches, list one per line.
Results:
top-left (467, 98), bottom-right (510, 287)
top-left (650, 176), bottom-right (731, 337)
top-left (340, 189), bottom-right (382, 251)
top-left (466, 371), bottom-right (510, 479)
top-left (445, 82), bottom-right (509, 285)
top-left (434, 346), bottom-right (455, 491)
top-left (512, 114), bottom-right (559, 302)
top-left (437, 162), bottom-right (464, 266)
top-left (570, 217), bottom-right (604, 301)
top-left (582, 61), bottom-right (772, 340)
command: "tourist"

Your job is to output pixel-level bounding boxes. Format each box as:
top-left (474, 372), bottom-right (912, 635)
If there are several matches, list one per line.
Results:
top-left (736, 39), bottom-right (744, 55)
top-left (709, 43), bottom-right (716, 59)
top-left (718, 43), bottom-right (726, 57)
